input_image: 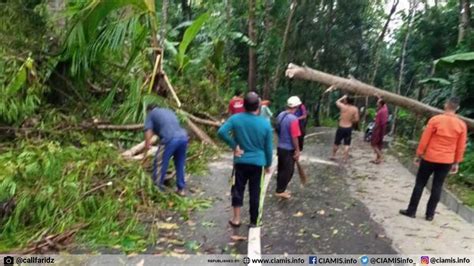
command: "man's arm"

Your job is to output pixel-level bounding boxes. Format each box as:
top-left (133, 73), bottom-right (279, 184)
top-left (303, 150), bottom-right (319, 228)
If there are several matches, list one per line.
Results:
top-left (143, 114), bottom-right (155, 158)
top-left (353, 108), bottom-right (360, 123)
top-left (290, 119), bottom-right (301, 160)
top-left (144, 129), bottom-right (154, 154)
top-left (336, 95), bottom-right (347, 110)
top-left (298, 104), bottom-right (308, 120)
top-left (454, 124), bottom-right (467, 163)
top-left (264, 125), bottom-right (273, 169)
top-left (416, 118), bottom-right (435, 158)
top-left (217, 118), bottom-right (237, 149)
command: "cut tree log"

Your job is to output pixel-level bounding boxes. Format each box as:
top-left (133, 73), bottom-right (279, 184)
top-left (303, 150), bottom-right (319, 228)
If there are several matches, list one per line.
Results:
top-left (285, 63), bottom-right (474, 130)
top-left (122, 136), bottom-right (158, 158)
top-left (131, 146), bottom-right (159, 160)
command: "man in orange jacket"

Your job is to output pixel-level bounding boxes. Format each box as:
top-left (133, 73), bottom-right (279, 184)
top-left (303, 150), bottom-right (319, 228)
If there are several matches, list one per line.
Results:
top-left (400, 97), bottom-right (467, 221)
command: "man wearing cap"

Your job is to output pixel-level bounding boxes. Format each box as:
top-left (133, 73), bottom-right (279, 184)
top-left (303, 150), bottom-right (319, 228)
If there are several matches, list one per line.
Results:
top-left (275, 96), bottom-right (302, 199)
top-left (218, 92), bottom-right (273, 227)
top-left (400, 97), bottom-right (467, 221)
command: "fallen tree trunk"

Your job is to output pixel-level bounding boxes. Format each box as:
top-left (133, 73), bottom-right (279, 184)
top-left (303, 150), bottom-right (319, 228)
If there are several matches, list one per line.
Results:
top-left (285, 63), bottom-right (474, 130)
top-left (180, 110), bottom-right (221, 127)
top-left (93, 124), bottom-right (143, 131)
top-left (186, 119), bottom-right (217, 147)
top-left (122, 136), bottom-right (158, 158)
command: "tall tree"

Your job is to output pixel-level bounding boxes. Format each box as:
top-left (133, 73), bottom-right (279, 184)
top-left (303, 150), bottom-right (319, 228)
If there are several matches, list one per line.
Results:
top-left (270, 0), bottom-right (298, 98)
top-left (458, 0), bottom-right (472, 44)
top-left (248, 0), bottom-right (257, 91)
top-left (391, 0), bottom-right (417, 136)
top-left (362, 0), bottom-right (399, 125)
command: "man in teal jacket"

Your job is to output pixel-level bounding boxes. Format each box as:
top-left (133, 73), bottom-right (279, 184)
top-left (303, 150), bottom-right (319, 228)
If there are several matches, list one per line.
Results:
top-left (218, 91), bottom-right (273, 227)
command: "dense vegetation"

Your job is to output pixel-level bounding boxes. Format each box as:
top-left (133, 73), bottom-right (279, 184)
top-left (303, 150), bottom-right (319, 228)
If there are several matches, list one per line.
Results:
top-left (0, 0), bottom-right (472, 252)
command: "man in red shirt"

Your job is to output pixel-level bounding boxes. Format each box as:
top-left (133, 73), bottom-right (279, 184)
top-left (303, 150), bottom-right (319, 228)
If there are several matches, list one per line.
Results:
top-left (370, 95), bottom-right (389, 164)
top-left (400, 97), bottom-right (467, 221)
top-left (228, 90), bottom-right (245, 115)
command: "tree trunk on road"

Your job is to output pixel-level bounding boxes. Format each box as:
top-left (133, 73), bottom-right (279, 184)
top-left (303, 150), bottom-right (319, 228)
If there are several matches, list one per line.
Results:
top-left (285, 63), bottom-right (474, 130)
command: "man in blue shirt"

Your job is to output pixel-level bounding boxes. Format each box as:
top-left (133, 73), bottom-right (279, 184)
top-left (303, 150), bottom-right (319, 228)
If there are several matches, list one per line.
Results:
top-left (144, 105), bottom-right (188, 196)
top-left (218, 92), bottom-right (273, 227)
top-left (275, 96), bottom-right (302, 199)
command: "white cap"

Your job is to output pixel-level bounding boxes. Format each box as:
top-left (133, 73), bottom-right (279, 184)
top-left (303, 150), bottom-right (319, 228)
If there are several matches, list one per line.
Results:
top-left (287, 96), bottom-right (302, 108)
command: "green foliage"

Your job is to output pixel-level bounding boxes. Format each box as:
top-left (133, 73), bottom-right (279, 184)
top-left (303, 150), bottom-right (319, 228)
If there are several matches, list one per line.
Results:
top-left (0, 140), bottom-right (211, 252)
top-left (176, 12), bottom-right (210, 71)
top-left (63, 0), bottom-right (151, 78)
top-left (0, 58), bottom-right (47, 124)
top-left (435, 52), bottom-right (474, 69)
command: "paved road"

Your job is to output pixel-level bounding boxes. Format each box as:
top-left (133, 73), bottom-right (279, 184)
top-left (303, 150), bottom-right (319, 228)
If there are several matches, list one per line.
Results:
top-left (180, 127), bottom-right (473, 255)
top-left (260, 130), bottom-right (395, 254)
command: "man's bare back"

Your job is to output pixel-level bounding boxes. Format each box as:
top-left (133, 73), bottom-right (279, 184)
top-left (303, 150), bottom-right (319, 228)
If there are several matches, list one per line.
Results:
top-left (337, 96), bottom-right (359, 128)
top-left (339, 105), bottom-right (359, 128)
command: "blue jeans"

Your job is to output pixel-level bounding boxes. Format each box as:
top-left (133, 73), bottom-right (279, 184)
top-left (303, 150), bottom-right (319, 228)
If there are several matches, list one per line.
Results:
top-left (152, 138), bottom-right (188, 190)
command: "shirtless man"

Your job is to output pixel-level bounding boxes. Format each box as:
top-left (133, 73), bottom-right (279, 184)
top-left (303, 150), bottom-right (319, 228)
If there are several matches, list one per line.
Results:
top-left (330, 95), bottom-right (359, 162)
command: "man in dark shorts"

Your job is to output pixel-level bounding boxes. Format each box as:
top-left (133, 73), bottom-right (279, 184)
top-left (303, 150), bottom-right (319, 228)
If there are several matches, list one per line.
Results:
top-left (331, 95), bottom-right (359, 162)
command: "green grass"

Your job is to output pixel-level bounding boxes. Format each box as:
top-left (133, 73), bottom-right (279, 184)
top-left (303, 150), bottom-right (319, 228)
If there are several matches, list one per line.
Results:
top-left (0, 140), bottom-right (212, 253)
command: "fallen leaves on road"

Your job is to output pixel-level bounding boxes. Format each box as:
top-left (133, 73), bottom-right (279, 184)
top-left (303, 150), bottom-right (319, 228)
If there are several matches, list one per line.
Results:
top-left (157, 222), bottom-right (179, 230)
top-left (311, 234), bottom-right (320, 239)
top-left (293, 211), bottom-right (304, 217)
top-left (317, 210), bottom-right (325, 215)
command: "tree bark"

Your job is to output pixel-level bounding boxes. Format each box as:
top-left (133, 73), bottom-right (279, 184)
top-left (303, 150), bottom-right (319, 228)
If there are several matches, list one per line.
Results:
top-left (363, 0), bottom-right (399, 125)
top-left (391, 0), bottom-right (416, 136)
top-left (159, 0), bottom-right (169, 48)
top-left (271, 0), bottom-right (298, 96)
top-left (185, 119), bottom-right (217, 146)
top-left (285, 63), bottom-right (474, 130)
top-left (248, 0), bottom-right (257, 91)
top-left (458, 0), bottom-right (472, 44)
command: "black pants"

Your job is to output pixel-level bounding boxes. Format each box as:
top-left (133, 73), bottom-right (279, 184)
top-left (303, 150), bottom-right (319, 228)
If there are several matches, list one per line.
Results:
top-left (231, 163), bottom-right (264, 225)
top-left (407, 159), bottom-right (452, 217)
top-left (276, 148), bottom-right (295, 193)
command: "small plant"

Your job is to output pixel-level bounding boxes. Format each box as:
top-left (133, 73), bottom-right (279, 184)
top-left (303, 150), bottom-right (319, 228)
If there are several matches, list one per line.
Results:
top-left (0, 140), bottom-right (211, 252)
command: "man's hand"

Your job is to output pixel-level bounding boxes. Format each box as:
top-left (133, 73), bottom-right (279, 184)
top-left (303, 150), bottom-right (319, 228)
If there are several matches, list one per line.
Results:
top-left (450, 163), bottom-right (459, 175)
top-left (413, 157), bottom-right (421, 167)
top-left (265, 167), bottom-right (271, 174)
top-left (293, 150), bottom-right (301, 161)
top-left (234, 145), bottom-right (244, 157)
